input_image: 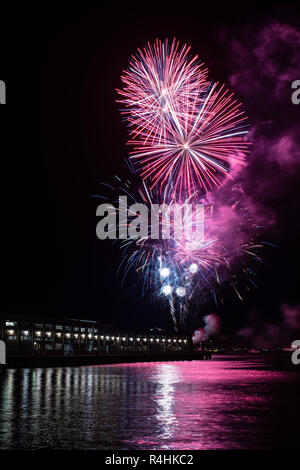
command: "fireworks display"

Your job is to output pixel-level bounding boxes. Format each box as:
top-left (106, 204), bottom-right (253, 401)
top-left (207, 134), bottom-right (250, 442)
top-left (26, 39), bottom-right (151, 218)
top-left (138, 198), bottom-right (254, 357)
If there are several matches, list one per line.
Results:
top-left (98, 169), bottom-right (265, 331)
top-left (98, 38), bottom-right (265, 331)
top-left (117, 39), bottom-right (250, 199)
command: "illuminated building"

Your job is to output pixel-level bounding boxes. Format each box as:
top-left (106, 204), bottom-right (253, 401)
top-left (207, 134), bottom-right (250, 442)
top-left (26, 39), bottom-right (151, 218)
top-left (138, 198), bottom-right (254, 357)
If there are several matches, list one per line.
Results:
top-left (0, 316), bottom-right (191, 357)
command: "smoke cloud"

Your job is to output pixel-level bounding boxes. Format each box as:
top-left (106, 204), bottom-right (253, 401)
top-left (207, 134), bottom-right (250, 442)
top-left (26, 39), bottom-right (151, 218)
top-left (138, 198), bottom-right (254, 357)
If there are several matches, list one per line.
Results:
top-left (193, 313), bottom-right (222, 343)
top-left (235, 303), bottom-right (300, 348)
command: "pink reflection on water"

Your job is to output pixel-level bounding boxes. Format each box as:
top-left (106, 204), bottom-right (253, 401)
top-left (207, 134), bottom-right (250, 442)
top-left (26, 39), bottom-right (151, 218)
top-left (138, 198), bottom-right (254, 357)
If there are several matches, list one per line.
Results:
top-left (111, 357), bottom-right (289, 449)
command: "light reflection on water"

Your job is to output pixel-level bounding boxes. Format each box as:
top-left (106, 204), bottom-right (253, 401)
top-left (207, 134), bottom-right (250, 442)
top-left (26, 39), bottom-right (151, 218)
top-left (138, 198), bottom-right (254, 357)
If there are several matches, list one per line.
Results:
top-left (153, 364), bottom-right (180, 443)
top-left (0, 356), bottom-right (299, 449)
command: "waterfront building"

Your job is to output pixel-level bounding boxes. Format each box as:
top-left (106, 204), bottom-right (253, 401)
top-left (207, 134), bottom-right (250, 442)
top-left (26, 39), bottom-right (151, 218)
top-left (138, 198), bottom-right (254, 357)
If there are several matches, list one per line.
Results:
top-left (0, 316), bottom-right (191, 357)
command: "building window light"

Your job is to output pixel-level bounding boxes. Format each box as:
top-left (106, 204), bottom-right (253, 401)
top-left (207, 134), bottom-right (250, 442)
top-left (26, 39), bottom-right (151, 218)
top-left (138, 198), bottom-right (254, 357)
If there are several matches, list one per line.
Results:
top-left (94, 335), bottom-right (98, 340)
top-left (35, 331), bottom-right (42, 337)
top-left (7, 329), bottom-right (15, 335)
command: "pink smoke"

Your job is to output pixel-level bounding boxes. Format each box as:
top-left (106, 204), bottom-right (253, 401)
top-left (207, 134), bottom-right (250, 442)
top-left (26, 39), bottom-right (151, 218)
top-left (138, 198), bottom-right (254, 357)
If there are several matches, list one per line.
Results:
top-left (193, 313), bottom-right (221, 343)
top-left (236, 303), bottom-right (300, 348)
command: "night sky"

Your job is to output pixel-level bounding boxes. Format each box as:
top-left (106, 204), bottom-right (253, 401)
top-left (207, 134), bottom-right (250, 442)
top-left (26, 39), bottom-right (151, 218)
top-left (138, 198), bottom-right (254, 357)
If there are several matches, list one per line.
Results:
top-left (1, 3), bottom-right (300, 339)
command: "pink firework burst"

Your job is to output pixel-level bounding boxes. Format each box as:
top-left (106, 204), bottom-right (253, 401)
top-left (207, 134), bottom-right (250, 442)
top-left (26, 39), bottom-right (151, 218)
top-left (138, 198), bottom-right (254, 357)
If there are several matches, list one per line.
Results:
top-left (117, 38), bottom-right (210, 143)
top-left (117, 39), bottom-right (251, 199)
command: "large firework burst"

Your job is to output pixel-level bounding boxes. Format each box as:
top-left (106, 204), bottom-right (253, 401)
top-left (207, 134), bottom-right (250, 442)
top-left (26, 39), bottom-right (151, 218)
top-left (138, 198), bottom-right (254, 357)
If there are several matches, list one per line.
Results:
top-left (117, 39), bottom-right (250, 199)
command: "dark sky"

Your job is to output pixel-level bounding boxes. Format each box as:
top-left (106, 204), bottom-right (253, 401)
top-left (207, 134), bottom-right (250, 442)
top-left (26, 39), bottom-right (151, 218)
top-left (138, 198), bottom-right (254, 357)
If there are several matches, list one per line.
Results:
top-left (1, 2), bottom-right (300, 334)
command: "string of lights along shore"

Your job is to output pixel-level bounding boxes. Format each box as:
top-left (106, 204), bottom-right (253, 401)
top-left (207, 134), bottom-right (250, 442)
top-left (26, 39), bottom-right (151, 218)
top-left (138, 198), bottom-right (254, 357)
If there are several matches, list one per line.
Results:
top-left (99, 38), bottom-right (264, 331)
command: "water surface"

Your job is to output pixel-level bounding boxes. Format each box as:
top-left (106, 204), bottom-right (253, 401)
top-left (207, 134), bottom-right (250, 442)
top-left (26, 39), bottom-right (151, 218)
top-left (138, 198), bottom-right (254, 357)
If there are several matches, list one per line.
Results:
top-left (0, 355), bottom-right (299, 449)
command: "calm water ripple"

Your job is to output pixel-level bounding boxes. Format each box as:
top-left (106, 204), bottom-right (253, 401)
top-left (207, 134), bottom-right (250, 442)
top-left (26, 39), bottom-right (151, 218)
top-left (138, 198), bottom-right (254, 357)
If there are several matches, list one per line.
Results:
top-left (0, 355), bottom-right (299, 449)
